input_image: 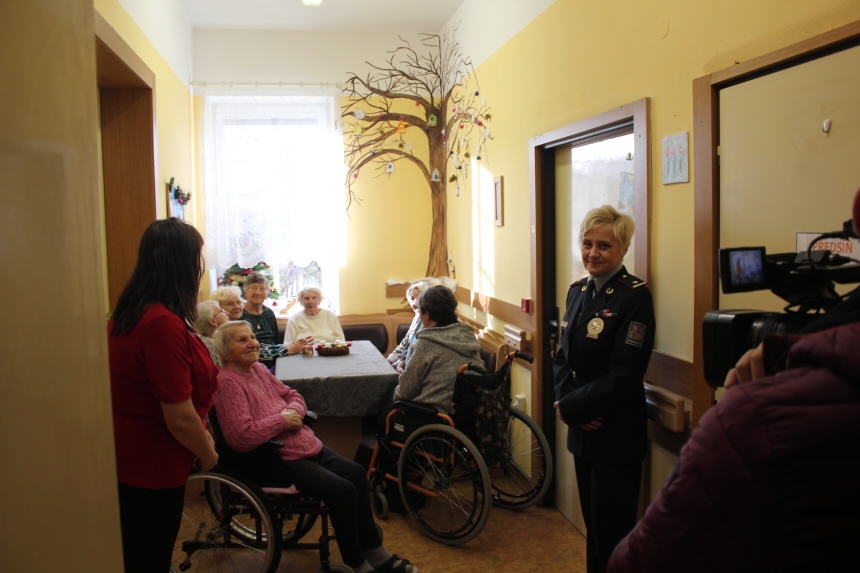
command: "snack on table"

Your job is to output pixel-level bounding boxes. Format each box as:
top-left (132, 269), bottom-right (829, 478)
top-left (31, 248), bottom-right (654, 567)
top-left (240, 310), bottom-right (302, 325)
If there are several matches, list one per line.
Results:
top-left (315, 340), bottom-right (351, 357)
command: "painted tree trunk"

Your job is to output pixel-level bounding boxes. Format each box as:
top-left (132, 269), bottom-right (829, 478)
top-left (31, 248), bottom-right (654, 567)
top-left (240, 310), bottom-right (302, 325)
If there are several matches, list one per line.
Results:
top-left (426, 135), bottom-right (448, 277)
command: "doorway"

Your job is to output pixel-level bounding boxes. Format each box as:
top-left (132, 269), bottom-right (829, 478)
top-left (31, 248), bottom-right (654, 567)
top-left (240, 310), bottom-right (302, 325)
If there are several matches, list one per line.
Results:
top-left (95, 11), bottom-right (157, 309)
top-left (529, 99), bottom-right (651, 527)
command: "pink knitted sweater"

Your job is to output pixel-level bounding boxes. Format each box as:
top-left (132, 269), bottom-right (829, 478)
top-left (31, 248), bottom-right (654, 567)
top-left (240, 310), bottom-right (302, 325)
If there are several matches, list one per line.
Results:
top-left (214, 362), bottom-right (322, 461)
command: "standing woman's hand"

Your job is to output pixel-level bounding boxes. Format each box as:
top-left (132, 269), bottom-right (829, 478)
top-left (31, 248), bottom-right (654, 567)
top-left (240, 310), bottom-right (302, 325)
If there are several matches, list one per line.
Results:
top-left (162, 399), bottom-right (219, 472)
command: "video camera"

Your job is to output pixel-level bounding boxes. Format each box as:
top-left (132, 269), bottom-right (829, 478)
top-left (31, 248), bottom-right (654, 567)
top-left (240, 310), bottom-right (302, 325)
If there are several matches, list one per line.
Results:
top-left (702, 192), bottom-right (860, 387)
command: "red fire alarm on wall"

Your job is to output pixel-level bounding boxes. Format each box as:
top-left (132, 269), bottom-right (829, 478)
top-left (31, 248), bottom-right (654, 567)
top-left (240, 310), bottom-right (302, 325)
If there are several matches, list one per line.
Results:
top-left (521, 298), bottom-right (531, 313)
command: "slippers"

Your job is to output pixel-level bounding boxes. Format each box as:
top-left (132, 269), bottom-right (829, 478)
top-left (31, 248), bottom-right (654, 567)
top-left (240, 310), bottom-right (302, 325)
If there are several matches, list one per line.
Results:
top-left (377, 554), bottom-right (418, 573)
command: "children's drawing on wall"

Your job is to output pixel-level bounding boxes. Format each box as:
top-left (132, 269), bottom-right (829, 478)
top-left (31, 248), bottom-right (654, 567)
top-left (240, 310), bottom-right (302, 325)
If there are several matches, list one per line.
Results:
top-left (662, 132), bottom-right (689, 184)
top-left (618, 172), bottom-right (635, 215)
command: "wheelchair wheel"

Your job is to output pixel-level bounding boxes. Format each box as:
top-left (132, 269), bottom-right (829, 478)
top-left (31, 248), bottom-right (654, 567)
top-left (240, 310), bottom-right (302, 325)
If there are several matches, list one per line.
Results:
top-left (173, 472), bottom-right (282, 573)
top-left (371, 483), bottom-right (389, 520)
top-left (398, 424), bottom-right (492, 545)
top-left (490, 406), bottom-right (553, 510)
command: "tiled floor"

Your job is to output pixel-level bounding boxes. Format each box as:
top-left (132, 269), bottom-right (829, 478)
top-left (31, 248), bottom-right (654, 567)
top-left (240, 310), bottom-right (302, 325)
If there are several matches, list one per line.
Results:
top-left (277, 503), bottom-right (588, 573)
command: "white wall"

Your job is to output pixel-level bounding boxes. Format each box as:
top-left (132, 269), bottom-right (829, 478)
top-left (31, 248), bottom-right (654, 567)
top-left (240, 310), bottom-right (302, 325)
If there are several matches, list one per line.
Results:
top-left (117, 0), bottom-right (194, 84)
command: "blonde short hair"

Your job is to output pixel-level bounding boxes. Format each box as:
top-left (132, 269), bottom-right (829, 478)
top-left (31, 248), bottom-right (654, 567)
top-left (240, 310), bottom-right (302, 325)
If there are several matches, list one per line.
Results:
top-left (211, 285), bottom-right (243, 303)
top-left (579, 205), bottom-right (635, 251)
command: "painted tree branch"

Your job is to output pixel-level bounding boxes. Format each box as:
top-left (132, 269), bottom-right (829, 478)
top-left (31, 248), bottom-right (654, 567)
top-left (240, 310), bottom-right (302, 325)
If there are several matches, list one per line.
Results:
top-left (342, 27), bottom-right (492, 277)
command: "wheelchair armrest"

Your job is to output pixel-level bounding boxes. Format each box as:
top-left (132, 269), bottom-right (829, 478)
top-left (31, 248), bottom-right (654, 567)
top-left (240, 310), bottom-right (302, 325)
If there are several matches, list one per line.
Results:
top-left (393, 400), bottom-right (438, 416)
top-left (304, 410), bottom-right (318, 427)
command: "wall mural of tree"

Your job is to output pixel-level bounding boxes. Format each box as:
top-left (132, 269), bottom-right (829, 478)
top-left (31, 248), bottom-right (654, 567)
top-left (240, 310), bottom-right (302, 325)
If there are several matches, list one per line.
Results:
top-left (342, 27), bottom-right (492, 277)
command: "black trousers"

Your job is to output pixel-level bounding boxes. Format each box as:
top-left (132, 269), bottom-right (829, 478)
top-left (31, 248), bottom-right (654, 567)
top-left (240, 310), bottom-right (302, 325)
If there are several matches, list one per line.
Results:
top-left (574, 456), bottom-right (642, 573)
top-left (240, 445), bottom-right (382, 568)
top-left (117, 481), bottom-right (186, 573)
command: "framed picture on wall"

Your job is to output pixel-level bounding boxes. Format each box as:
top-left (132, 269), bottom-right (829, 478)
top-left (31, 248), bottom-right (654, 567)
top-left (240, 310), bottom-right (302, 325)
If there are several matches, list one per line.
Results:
top-left (494, 175), bottom-right (504, 227)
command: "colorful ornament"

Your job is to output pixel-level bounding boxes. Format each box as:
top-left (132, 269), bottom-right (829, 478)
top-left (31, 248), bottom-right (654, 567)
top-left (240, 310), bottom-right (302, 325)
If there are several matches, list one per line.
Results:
top-left (474, 91), bottom-right (480, 96)
top-left (396, 121), bottom-right (406, 133)
top-left (379, 113), bottom-right (385, 118)
top-left (385, 162), bottom-right (394, 174)
top-left (431, 169), bottom-right (440, 182)
top-left (353, 125), bottom-right (362, 137)
top-left (427, 114), bottom-right (437, 127)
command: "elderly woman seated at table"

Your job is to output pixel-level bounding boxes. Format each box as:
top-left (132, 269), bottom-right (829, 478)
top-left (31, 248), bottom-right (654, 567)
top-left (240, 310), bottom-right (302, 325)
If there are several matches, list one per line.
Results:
top-left (194, 301), bottom-right (228, 366)
top-left (284, 286), bottom-right (345, 344)
top-left (387, 281), bottom-right (427, 372)
top-left (211, 285), bottom-right (244, 321)
top-left (394, 285), bottom-right (482, 413)
top-left (214, 321), bottom-right (418, 573)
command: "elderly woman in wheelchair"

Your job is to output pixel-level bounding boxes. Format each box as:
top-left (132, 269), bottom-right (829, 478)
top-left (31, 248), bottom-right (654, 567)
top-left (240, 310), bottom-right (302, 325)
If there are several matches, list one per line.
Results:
top-left (198, 320), bottom-right (417, 573)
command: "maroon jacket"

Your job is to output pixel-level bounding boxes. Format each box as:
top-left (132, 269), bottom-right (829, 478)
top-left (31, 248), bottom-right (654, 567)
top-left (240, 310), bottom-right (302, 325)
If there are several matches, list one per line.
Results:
top-left (608, 322), bottom-right (860, 572)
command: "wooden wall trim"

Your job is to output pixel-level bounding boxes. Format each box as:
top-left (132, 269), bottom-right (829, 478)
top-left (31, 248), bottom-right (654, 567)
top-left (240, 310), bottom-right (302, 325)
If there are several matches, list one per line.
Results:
top-left (691, 19), bottom-right (860, 427)
top-left (94, 11), bottom-right (155, 89)
top-left (646, 350), bottom-right (697, 400)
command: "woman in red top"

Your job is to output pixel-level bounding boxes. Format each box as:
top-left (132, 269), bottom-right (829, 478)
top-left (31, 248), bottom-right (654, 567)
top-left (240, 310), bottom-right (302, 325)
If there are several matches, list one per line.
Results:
top-left (108, 217), bottom-right (219, 573)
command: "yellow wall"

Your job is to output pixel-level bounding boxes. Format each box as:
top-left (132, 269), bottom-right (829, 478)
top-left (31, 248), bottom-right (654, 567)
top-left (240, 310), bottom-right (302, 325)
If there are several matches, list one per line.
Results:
top-left (447, 0), bottom-right (860, 361)
top-left (0, 0), bottom-right (123, 569)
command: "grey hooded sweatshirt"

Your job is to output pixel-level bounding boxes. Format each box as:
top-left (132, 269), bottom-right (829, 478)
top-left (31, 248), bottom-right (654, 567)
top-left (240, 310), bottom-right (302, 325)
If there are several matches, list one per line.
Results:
top-left (394, 322), bottom-right (483, 412)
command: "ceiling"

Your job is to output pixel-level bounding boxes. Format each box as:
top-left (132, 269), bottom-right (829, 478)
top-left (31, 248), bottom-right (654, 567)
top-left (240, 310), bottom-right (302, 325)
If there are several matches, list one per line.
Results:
top-left (178, 0), bottom-right (466, 32)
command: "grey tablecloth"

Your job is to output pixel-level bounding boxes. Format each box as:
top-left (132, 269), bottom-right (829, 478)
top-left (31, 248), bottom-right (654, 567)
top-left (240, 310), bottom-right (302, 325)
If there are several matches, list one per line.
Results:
top-left (274, 340), bottom-right (399, 416)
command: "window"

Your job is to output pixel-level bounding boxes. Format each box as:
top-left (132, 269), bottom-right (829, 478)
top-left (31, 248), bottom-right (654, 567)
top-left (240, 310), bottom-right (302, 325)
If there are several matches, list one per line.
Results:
top-left (202, 86), bottom-right (345, 308)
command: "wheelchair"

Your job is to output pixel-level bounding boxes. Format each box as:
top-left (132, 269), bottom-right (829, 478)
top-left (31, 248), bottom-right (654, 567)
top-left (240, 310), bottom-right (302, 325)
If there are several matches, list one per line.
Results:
top-left (366, 350), bottom-right (552, 546)
top-left (172, 409), bottom-right (359, 573)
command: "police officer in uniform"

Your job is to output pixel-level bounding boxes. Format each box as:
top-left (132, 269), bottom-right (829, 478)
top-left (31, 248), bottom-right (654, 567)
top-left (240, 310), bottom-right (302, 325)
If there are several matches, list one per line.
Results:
top-left (553, 205), bottom-right (655, 573)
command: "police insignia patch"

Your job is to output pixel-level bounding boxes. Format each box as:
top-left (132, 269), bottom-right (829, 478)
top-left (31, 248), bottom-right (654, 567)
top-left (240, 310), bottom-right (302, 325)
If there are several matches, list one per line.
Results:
top-left (626, 322), bottom-right (646, 347)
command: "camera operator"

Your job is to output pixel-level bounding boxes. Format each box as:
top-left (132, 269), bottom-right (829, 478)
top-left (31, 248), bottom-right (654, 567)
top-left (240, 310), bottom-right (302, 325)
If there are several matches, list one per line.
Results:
top-left (608, 189), bottom-right (860, 573)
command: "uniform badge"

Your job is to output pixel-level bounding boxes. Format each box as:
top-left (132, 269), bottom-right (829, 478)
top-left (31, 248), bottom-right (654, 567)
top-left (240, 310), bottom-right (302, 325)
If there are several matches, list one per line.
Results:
top-left (586, 318), bottom-right (604, 339)
top-left (626, 322), bottom-right (647, 347)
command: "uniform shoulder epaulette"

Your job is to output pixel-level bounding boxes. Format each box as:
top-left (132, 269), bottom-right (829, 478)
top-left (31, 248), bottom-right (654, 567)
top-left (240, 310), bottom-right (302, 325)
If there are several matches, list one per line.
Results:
top-left (569, 277), bottom-right (588, 288)
top-left (616, 273), bottom-right (648, 289)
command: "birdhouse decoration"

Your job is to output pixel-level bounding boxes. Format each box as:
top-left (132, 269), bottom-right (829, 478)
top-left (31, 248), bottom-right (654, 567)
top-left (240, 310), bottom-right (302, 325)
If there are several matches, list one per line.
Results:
top-left (431, 168), bottom-right (440, 182)
top-left (427, 114), bottom-right (437, 127)
top-left (385, 161), bottom-right (395, 174)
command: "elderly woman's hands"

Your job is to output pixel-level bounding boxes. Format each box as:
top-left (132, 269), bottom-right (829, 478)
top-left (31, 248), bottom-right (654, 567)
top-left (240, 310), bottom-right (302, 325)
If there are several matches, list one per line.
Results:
top-left (281, 408), bottom-right (304, 430)
top-left (284, 337), bottom-right (314, 355)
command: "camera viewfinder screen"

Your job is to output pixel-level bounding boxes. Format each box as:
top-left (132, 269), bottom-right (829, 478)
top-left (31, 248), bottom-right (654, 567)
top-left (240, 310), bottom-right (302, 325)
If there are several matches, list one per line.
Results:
top-left (728, 249), bottom-right (764, 287)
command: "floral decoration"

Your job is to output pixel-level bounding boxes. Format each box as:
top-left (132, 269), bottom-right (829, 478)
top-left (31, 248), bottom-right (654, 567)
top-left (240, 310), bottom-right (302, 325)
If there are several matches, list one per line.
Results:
top-left (168, 177), bottom-right (192, 206)
top-left (218, 261), bottom-right (281, 299)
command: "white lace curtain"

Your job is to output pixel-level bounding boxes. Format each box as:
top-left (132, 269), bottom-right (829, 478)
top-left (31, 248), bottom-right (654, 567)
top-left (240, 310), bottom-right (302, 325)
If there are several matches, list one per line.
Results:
top-left (200, 85), bottom-right (345, 307)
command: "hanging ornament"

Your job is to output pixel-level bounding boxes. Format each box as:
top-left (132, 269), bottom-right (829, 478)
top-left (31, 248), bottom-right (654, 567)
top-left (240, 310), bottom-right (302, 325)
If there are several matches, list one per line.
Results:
top-left (431, 169), bottom-right (440, 182)
top-left (427, 114), bottom-right (437, 127)
top-left (452, 107), bottom-right (457, 113)
top-left (481, 97), bottom-right (486, 106)
top-left (414, 101), bottom-right (421, 106)
top-left (352, 172), bottom-right (359, 178)
top-left (476, 120), bottom-right (483, 126)
top-left (353, 125), bottom-right (362, 137)
top-left (370, 142), bottom-right (376, 156)
top-left (405, 142), bottom-right (413, 152)
top-left (476, 155), bottom-right (482, 161)
top-left (385, 162), bottom-right (394, 174)
top-left (484, 113), bottom-right (492, 121)
top-left (398, 140), bottom-right (405, 149)
top-left (474, 90), bottom-right (480, 96)
top-left (379, 113), bottom-right (385, 118)
top-left (449, 174), bottom-right (458, 182)
top-left (396, 121), bottom-right (406, 133)
top-left (459, 124), bottom-right (464, 129)
top-left (470, 110), bottom-right (476, 123)
top-left (456, 164), bottom-right (462, 170)
top-left (353, 109), bottom-right (366, 120)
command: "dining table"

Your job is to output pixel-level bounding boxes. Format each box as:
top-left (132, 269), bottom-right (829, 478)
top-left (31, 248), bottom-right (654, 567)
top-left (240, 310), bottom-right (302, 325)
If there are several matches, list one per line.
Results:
top-left (274, 340), bottom-right (400, 456)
